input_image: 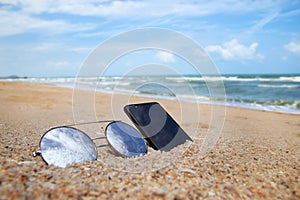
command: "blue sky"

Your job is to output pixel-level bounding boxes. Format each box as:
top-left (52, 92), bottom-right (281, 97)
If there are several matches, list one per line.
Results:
top-left (0, 0), bottom-right (300, 77)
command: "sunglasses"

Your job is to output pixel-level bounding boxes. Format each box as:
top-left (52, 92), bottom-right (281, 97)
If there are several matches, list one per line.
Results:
top-left (33, 120), bottom-right (147, 168)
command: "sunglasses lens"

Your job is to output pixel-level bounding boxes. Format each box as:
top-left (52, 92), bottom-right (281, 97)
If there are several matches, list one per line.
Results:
top-left (40, 127), bottom-right (97, 168)
top-left (106, 121), bottom-right (147, 157)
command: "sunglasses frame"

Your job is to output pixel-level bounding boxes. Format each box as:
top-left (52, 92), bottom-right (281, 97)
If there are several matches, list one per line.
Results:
top-left (34, 120), bottom-right (148, 167)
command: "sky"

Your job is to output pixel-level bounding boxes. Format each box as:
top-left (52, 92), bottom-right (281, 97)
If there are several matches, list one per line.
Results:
top-left (0, 0), bottom-right (300, 77)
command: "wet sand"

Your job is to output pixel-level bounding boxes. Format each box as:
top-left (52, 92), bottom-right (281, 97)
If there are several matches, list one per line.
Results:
top-left (0, 81), bottom-right (299, 199)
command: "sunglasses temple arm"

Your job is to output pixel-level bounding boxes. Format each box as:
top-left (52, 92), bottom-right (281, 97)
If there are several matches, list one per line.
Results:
top-left (97, 144), bottom-right (109, 148)
top-left (65, 120), bottom-right (121, 127)
top-left (92, 136), bottom-right (107, 140)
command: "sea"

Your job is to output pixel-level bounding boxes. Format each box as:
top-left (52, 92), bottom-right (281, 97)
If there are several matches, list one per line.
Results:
top-left (2, 74), bottom-right (300, 115)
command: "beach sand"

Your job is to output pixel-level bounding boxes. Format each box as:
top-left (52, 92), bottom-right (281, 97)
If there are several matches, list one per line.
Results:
top-left (0, 81), bottom-right (299, 199)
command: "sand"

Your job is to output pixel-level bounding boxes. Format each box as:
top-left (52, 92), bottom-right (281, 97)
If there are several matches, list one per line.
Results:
top-left (0, 81), bottom-right (299, 199)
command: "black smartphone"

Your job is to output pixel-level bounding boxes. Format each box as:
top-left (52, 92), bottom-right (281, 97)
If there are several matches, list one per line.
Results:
top-left (124, 102), bottom-right (193, 151)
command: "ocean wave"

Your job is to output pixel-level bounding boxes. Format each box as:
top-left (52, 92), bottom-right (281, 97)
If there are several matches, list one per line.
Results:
top-left (259, 100), bottom-right (300, 108)
top-left (172, 75), bottom-right (300, 83)
top-left (3, 75), bottom-right (300, 114)
top-left (225, 99), bottom-right (300, 114)
top-left (279, 76), bottom-right (300, 82)
top-left (258, 84), bottom-right (299, 89)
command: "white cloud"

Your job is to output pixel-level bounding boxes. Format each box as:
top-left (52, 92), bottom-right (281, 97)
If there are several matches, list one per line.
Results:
top-left (0, 9), bottom-right (96, 36)
top-left (47, 61), bottom-right (71, 68)
top-left (281, 56), bottom-right (288, 61)
top-left (0, 0), bottom-right (288, 36)
top-left (155, 51), bottom-right (176, 63)
top-left (284, 41), bottom-right (300, 56)
top-left (1, 0), bottom-right (286, 17)
top-left (205, 39), bottom-right (264, 61)
top-left (31, 42), bottom-right (92, 54)
top-left (32, 43), bottom-right (62, 51)
top-left (3, 0), bottom-right (146, 17)
top-left (247, 12), bottom-right (279, 35)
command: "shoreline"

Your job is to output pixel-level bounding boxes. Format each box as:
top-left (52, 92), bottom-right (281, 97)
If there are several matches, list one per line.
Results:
top-left (0, 81), bottom-right (299, 199)
top-left (1, 79), bottom-right (300, 115)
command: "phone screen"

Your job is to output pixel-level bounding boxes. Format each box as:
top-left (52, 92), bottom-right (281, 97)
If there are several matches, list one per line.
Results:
top-left (124, 102), bottom-right (192, 151)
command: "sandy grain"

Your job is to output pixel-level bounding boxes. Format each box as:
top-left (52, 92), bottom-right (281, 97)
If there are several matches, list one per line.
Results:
top-left (0, 81), bottom-right (299, 199)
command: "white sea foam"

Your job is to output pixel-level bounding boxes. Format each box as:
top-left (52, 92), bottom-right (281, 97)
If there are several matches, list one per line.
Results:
top-left (2, 75), bottom-right (300, 114)
top-left (258, 84), bottom-right (298, 89)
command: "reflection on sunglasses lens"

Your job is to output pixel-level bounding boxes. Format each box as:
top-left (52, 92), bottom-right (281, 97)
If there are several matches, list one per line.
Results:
top-left (106, 121), bottom-right (147, 157)
top-left (40, 127), bottom-right (97, 168)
